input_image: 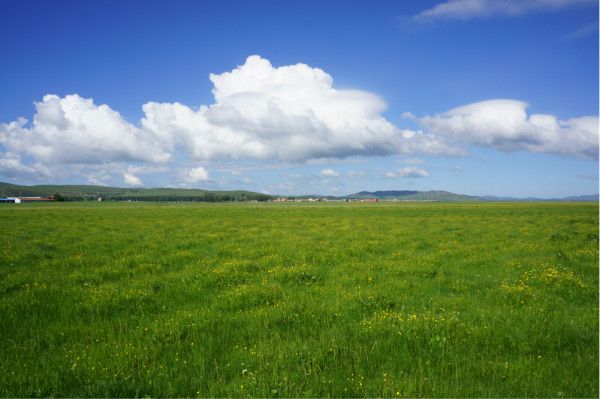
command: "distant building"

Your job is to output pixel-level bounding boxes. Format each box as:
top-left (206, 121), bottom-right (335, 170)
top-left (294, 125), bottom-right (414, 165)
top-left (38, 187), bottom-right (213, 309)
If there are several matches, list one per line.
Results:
top-left (347, 197), bottom-right (379, 202)
top-left (0, 196), bottom-right (55, 203)
top-left (0, 197), bottom-right (21, 203)
top-left (18, 196), bottom-right (54, 202)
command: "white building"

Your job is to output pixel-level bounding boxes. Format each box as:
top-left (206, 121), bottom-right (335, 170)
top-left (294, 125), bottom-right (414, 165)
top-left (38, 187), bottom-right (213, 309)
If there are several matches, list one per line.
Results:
top-left (0, 197), bottom-right (21, 203)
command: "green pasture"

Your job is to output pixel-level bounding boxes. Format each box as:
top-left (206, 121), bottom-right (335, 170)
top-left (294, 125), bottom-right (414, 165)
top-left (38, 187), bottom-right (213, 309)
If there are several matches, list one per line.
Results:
top-left (0, 202), bottom-right (598, 397)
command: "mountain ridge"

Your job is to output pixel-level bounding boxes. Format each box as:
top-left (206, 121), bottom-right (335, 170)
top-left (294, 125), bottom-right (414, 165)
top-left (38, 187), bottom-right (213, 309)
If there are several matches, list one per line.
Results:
top-left (349, 190), bottom-right (599, 202)
top-left (0, 182), bottom-right (597, 202)
top-left (0, 182), bottom-right (271, 201)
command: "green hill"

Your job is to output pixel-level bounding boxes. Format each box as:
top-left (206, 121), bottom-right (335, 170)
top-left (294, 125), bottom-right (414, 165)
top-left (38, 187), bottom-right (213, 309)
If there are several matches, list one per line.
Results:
top-left (345, 190), bottom-right (598, 202)
top-left (2, 182), bottom-right (596, 203)
top-left (346, 190), bottom-right (477, 201)
top-left (0, 182), bottom-right (272, 202)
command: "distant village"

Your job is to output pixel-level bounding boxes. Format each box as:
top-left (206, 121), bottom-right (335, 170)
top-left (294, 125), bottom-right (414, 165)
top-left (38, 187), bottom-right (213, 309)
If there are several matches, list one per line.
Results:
top-left (0, 195), bottom-right (56, 203)
top-left (273, 197), bottom-right (378, 202)
top-left (0, 195), bottom-right (438, 203)
top-left (271, 197), bottom-right (435, 202)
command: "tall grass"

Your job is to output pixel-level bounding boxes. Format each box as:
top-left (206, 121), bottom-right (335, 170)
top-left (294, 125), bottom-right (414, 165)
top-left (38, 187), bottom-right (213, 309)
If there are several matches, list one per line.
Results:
top-left (0, 202), bottom-right (597, 397)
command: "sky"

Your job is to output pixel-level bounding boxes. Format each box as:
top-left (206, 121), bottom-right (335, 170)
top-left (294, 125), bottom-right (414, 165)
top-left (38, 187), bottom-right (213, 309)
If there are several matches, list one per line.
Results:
top-left (0, 0), bottom-right (598, 197)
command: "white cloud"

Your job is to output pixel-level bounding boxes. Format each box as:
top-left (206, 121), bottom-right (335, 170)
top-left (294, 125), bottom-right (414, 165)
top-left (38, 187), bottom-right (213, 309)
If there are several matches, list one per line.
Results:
top-left (123, 166), bottom-right (143, 186)
top-left (183, 166), bottom-right (210, 183)
top-left (141, 55), bottom-right (452, 162)
top-left (413, 0), bottom-right (595, 22)
top-left (0, 56), bottom-right (454, 177)
top-left (0, 95), bottom-right (170, 164)
top-left (85, 171), bottom-right (112, 186)
top-left (401, 111), bottom-right (417, 120)
top-left (418, 99), bottom-right (599, 158)
top-left (565, 21), bottom-right (599, 40)
top-left (347, 171), bottom-right (365, 178)
top-left (386, 167), bottom-right (429, 179)
top-left (0, 56), bottom-right (597, 187)
top-left (321, 168), bottom-right (340, 177)
top-left (0, 152), bottom-right (51, 180)
top-left (400, 158), bottom-right (424, 164)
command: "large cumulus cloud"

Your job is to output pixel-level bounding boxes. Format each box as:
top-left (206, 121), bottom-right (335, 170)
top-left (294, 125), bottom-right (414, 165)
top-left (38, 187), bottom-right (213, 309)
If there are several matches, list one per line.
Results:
top-left (0, 55), bottom-right (597, 184)
top-left (419, 99), bottom-right (598, 158)
top-left (141, 55), bottom-right (451, 161)
top-left (0, 56), bottom-right (452, 174)
top-left (0, 94), bottom-right (170, 164)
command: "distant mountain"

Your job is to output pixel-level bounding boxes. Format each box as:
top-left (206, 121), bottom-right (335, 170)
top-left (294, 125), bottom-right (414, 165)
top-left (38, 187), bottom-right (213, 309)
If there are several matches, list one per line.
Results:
top-left (1, 182), bottom-right (597, 202)
top-left (347, 190), bottom-right (477, 201)
top-left (0, 182), bottom-right (272, 202)
top-left (346, 190), bottom-right (599, 202)
top-left (353, 190), bottom-right (418, 197)
top-left (559, 194), bottom-right (599, 202)
top-left (476, 194), bottom-right (599, 202)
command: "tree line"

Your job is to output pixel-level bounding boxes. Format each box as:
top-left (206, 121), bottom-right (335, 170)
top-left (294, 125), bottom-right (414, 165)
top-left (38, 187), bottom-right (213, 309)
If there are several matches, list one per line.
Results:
top-left (53, 192), bottom-right (272, 202)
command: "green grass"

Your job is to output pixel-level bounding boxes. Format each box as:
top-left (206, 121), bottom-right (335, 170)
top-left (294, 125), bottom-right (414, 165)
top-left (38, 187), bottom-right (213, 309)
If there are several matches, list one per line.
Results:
top-left (0, 202), bottom-right (598, 397)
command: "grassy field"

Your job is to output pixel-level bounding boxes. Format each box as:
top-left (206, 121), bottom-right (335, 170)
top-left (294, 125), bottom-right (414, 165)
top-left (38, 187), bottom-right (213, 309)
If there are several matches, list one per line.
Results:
top-left (0, 202), bottom-right (597, 397)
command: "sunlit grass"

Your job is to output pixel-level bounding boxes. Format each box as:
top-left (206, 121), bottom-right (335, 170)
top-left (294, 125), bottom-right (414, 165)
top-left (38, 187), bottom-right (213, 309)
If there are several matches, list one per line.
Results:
top-left (0, 202), bottom-right (597, 397)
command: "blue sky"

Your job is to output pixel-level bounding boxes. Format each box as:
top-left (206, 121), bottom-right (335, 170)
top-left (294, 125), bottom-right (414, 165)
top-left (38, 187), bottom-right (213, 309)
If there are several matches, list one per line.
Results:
top-left (0, 0), bottom-right (597, 197)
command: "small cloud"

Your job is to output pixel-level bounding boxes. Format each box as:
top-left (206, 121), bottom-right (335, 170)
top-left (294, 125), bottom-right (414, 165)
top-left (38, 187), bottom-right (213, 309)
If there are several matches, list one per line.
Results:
top-left (0, 152), bottom-right (51, 180)
top-left (411, 0), bottom-right (596, 23)
top-left (400, 158), bottom-right (424, 164)
top-left (565, 21), bottom-right (598, 40)
top-left (401, 111), bottom-right (417, 120)
top-left (321, 168), bottom-right (340, 177)
top-left (123, 167), bottom-right (143, 186)
top-left (184, 166), bottom-right (210, 183)
top-left (400, 167), bottom-right (429, 178)
top-left (347, 171), bottom-right (365, 178)
top-left (86, 172), bottom-right (112, 186)
top-left (386, 167), bottom-right (429, 179)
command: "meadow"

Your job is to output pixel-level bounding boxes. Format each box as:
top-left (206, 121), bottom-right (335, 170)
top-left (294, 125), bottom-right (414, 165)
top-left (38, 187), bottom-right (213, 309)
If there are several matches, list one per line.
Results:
top-left (0, 202), bottom-right (597, 397)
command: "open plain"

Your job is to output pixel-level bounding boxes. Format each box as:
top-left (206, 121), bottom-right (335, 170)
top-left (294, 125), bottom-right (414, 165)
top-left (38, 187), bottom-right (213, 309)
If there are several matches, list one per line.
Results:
top-left (0, 202), bottom-right (598, 397)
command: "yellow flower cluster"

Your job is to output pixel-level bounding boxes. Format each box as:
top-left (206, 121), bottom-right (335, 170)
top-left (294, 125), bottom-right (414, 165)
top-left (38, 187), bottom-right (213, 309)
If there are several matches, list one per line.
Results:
top-left (360, 309), bottom-right (459, 332)
top-left (500, 264), bottom-right (588, 294)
